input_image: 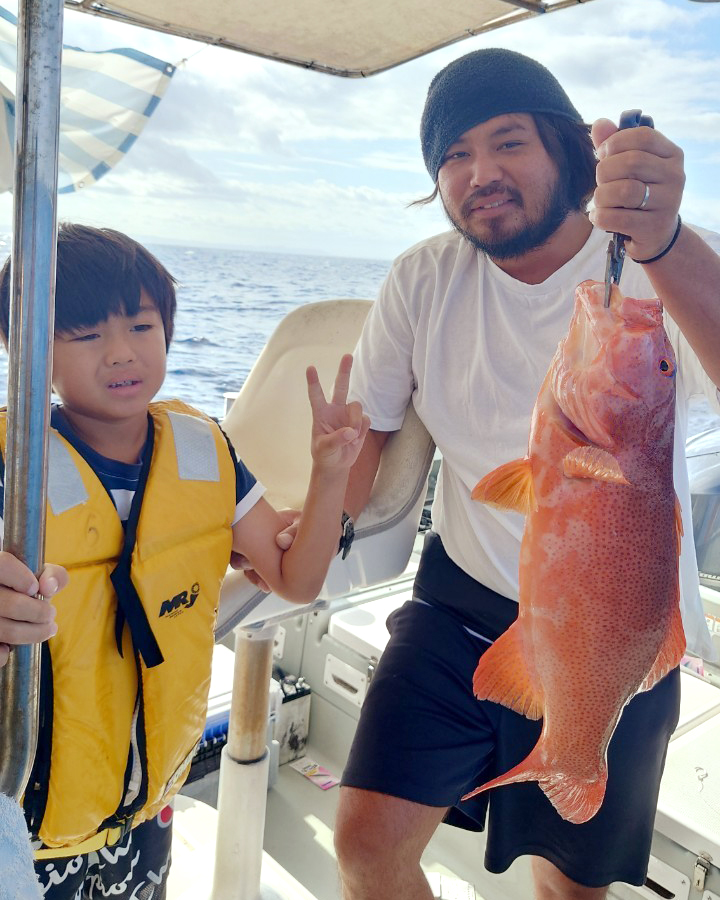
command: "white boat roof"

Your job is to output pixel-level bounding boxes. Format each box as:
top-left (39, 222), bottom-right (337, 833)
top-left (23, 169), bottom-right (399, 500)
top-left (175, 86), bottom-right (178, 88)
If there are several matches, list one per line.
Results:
top-left (64, 0), bottom-right (596, 77)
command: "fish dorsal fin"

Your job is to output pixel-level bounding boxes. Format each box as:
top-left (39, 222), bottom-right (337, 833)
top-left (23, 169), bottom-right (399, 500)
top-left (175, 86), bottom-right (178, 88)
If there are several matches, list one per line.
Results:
top-left (638, 602), bottom-right (686, 694)
top-left (562, 447), bottom-right (629, 485)
top-left (472, 458), bottom-right (535, 515)
top-left (472, 622), bottom-right (544, 720)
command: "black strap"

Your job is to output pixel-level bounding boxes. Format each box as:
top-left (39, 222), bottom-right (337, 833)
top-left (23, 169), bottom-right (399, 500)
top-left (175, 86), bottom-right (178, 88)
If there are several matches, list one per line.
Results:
top-left (23, 641), bottom-right (54, 838)
top-left (109, 415), bottom-right (164, 668)
top-left (100, 652), bottom-right (149, 829)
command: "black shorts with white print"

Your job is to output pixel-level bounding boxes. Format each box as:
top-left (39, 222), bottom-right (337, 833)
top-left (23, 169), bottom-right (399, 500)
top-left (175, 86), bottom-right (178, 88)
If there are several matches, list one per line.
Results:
top-left (36, 805), bottom-right (173, 900)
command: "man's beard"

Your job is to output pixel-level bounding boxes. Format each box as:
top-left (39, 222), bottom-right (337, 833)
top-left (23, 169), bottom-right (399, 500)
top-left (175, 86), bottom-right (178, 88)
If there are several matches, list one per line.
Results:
top-left (444, 178), bottom-right (573, 261)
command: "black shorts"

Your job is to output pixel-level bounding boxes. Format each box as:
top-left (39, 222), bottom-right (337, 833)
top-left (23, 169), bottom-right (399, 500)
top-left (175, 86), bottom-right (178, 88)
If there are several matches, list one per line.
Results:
top-left (342, 593), bottom-right (681, 888)
top-left (36, 806), bottom-right (173, 899)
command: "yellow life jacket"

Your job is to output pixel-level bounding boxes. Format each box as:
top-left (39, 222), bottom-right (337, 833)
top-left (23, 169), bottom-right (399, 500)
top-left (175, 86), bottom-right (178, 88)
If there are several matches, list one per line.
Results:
top-left (0, 400), bottom-right (236, 851)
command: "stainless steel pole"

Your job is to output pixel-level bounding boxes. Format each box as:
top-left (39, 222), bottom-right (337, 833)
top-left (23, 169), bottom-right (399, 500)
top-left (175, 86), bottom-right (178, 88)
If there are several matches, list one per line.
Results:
top-left (0, 0), bottom-right (63, 800)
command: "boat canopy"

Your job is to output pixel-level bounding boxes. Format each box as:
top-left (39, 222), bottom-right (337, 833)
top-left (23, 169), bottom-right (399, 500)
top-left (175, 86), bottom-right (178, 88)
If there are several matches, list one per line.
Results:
top-left (0, 5), bottom-right (174, 193)
top-left (65, 0), bottom-right (596, 77)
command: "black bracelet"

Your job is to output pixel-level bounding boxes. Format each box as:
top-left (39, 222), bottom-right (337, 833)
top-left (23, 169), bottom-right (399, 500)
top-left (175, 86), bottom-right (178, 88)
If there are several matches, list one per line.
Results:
top-left (632, 216), bottom-right (682, 265)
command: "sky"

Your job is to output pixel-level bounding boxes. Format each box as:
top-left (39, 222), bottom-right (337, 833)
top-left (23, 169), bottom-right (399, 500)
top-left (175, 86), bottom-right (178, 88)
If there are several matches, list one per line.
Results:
top-left (0, 0), bottom-right (719, 260)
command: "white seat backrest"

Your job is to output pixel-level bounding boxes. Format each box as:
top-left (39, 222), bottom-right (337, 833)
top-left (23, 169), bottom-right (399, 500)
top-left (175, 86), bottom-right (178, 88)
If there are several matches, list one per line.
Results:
top-left (217, 298), bottom-right (435, 635)
top-left (222, 299), bottom-right (373, 510)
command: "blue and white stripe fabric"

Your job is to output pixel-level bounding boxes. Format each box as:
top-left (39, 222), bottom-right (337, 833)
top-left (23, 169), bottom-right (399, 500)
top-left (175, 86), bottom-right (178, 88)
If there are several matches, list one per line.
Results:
top-left (0, 5), bottom-right (175, 194)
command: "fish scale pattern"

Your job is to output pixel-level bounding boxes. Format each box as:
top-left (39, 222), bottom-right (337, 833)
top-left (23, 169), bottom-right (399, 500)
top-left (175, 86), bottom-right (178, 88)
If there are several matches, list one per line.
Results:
top-left (465, 280), bottom-right (685, 824)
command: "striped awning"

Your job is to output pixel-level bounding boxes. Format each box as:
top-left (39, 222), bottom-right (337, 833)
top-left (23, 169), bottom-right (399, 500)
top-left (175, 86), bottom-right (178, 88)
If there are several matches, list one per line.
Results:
top-left (0, 5), bottom-right (175, 193)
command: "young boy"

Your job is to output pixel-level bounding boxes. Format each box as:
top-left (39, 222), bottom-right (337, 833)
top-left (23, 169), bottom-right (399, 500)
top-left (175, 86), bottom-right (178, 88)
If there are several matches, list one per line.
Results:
top-left (0, 222), bottom-right (369, 898)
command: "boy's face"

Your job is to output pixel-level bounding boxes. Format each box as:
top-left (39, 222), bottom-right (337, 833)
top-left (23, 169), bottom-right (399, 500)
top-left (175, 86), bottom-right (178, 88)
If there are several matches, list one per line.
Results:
top-left (52, 289), bottom-right (167, 427)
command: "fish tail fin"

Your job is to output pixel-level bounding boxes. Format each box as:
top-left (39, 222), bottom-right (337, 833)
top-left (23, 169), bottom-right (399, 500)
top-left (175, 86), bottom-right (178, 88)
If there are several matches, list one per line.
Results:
top-left (542, 766), bottom-right (608, 824)
top-left (473, 623), bottom-right (544, 719)
top-left (462, 749), bottom-right (608, 825)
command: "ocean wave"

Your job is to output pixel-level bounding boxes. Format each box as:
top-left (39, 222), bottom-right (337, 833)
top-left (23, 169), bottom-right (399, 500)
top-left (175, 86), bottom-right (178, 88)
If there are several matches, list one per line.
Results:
top-left (174, 336), bottom-right (218, 347)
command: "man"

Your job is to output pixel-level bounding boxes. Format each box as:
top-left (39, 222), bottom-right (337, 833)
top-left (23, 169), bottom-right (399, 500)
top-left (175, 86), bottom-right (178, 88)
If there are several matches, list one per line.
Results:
top-left (333, 48), bottom-right (720, 900)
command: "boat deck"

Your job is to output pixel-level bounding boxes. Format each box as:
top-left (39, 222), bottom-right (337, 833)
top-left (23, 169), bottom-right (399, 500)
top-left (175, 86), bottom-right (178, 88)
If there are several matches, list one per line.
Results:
top-left (177, 546), bottom-right (720, 900)
top-left (180, 735), bottom-right (529, 900)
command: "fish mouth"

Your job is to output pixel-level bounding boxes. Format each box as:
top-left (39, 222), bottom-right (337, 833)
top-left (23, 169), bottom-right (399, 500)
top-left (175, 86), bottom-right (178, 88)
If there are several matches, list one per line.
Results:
top-left (551, 359), bottom-right (616, 449)
top-left (551, 288), bottom-right (642, 449)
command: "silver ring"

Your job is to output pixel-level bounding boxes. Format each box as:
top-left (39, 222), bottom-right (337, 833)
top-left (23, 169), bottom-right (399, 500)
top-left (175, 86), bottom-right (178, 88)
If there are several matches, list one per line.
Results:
top-left (637, 183), bottom-right (650, 210)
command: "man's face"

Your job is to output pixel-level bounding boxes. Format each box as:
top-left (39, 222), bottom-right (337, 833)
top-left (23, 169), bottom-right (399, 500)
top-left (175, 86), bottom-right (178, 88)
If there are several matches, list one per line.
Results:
top-left (436, 113), bottom-right (572, 260)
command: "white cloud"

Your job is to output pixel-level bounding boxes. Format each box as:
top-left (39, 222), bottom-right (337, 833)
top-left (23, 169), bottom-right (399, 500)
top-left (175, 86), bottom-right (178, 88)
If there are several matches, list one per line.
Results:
top-left (146, 0), bottom-right (720, 166)
top-left (27, 170), bottom-right (445, 259)
top-left (356, 152), bottom-right (427, 174)
top-left (0, 0), bottom-right (718, 259)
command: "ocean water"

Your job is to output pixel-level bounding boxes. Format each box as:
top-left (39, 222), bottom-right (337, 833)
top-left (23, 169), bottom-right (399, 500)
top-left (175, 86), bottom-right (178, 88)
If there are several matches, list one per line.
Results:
top-left (145, 244), bottom-right (393, 417)
top-left (0, 242), bottom-right (718, 437)
top-left (0, 244), bottom-right (391, 419)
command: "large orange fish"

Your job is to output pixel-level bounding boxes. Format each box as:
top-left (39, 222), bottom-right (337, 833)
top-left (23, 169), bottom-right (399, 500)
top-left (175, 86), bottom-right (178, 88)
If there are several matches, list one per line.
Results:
top-left (463, 279), bottom-right (685, 824)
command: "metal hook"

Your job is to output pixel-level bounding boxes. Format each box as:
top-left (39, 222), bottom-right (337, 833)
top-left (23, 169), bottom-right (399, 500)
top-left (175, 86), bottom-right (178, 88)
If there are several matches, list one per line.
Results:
top-left (603, 110), bottom-right (655, 307)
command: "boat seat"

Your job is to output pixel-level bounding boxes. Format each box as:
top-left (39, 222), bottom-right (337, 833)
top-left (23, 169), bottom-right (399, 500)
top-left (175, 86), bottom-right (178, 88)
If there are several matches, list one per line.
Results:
top-left (215, 298), bottom-right (435, 638)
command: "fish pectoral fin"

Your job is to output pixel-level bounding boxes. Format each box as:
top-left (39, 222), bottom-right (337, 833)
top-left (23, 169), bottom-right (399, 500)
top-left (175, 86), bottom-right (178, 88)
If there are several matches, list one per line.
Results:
top-left (472, 623), bottom-right (544, 720)
top-left (562, 447), bottom-right (629, 485)
top-left (472, 458), bottom-right (535, 515)
top-left (638, 601), bottom-right (686, 694)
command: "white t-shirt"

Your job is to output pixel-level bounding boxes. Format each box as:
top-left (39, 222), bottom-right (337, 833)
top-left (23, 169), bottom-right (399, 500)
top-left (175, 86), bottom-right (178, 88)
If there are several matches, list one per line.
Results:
top-left (349, 225), bottom-right (720, 659)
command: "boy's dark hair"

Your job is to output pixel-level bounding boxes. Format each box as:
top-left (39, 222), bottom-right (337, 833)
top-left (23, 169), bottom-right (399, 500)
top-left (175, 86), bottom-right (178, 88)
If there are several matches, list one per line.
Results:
top-left (0, 223), bottom-right (177, 348)
top-left (410, 112), bottom-right (598, 213)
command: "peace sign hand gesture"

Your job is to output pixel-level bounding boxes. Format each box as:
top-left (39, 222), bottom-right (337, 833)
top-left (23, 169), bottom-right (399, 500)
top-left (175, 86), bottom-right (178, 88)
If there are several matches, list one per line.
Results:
top-left (306, 354), bottom-right (370, 470)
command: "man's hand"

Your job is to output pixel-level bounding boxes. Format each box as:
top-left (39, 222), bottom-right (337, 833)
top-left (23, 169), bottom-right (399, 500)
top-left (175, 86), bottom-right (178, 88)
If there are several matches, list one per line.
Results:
top-left (590, 117), bottom-right (685, 263)
top-left (0, 554), bottom-right (67, 667)
top-left (231, 508), bottom-right (300, 592)
top-left (306, 354), bottom-right (371, 470)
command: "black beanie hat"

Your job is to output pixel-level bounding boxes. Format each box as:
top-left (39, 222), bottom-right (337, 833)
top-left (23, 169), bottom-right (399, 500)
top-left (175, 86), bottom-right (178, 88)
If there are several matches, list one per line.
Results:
top-left (421, 48), bottom-right (584, 181)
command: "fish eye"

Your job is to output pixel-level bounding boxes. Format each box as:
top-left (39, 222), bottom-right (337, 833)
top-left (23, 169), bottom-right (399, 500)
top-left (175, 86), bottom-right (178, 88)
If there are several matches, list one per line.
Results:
top-left (659, 358), bottom-right (675, 377)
